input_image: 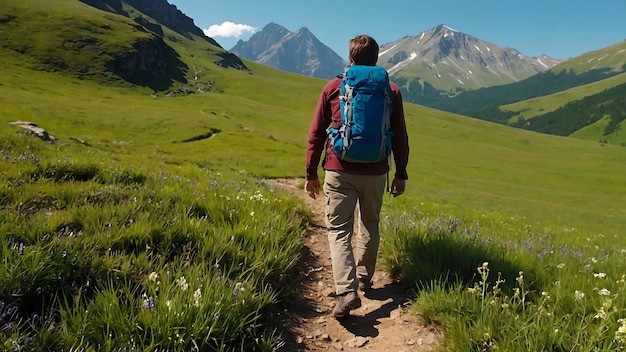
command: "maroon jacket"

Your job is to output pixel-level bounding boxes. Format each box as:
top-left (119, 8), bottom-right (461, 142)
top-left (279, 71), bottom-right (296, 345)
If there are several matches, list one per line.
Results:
top-left (305, 74), bottom-right (409, 181)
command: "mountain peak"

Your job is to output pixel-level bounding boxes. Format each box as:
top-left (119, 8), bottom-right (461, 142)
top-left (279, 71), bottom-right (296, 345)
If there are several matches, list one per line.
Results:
top-left (433, 24), bottom-right (458, 32)
top-left (378, 24), bottom-right (562, 93)
top-left (295, 27), bottom-right (312, 35)
top-left (230, 22), bottom-right (347, 79)
top-left (263, 22), bottom-right (288, 32)
top-left (430, 24), bottom-right (462, 40)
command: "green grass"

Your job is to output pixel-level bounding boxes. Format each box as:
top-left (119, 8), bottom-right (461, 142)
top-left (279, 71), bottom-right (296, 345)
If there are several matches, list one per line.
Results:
top-left (501, 72), bottom-right (626, 122)
top-left (548, 40), bottom-right (626, 74)
top-left (3, 0), bottom-right (626, 350)
top-left (0, 0), bottom-right (153, 83)
top-left (490, 42), bottom-right (626, 145)
top-left (400, 104), bottom-right (626, 237)
top-left (380, 203), bottom-right (626, 351)
top-left (0, 133), bottom-right (309, 350)
top-left (499, 72), bottom-right (626, 145)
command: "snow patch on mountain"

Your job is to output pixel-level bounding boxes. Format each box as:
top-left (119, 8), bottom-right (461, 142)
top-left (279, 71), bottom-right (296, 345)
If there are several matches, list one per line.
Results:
top-left (388, 52), bottom-right (418, 74)
top-left (379, 44), bottom-right (397, 57)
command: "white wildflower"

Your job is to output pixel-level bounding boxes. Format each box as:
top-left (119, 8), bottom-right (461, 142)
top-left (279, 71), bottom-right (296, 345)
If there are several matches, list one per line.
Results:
top-left (598, 288), bottom-right (611, 296)
top-left (616, 319), bottom-right (626, 344)
top-left (177, 276), bottom-right (189, 291)
top-left (193, 288), bottom-right (202, 307)
top-left (250, 191), bottom-right (267, 202)
top-left (594, 272), bottom-right (607, 278)
top-left (148, 272), bottom-right (158, 282)
top-left (574, 290), bottom-right (585, 301)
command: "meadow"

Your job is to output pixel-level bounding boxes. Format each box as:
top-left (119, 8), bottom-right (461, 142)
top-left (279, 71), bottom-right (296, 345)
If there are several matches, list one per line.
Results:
top-left (2, 3), bottom-right (626, 348)
top-left (500, 72), bottom-right (626, 124)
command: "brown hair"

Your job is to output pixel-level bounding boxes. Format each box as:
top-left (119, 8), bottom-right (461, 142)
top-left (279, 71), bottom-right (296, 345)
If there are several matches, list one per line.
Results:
top-left (348, 34), bottom-right (379, 66)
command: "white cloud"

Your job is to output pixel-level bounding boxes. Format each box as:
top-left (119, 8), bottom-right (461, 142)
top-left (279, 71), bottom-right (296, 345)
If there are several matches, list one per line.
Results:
top-left (203, 21), bottom-right (257, 38)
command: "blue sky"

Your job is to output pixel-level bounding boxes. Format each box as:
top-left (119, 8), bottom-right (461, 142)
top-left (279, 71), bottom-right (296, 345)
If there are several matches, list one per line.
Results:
top-left (170, 0), bottom-right (626, 60)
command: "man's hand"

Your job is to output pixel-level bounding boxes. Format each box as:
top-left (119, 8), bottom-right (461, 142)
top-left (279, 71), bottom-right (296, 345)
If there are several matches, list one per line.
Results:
top-left (305, 179), bottom-right (321, 199)
top-left (389, 178), bottom-right (406, 197)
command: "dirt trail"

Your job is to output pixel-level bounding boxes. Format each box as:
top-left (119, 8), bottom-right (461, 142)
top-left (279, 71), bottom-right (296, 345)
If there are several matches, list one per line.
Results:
top-left (268, 179), bottom-right (442, 351)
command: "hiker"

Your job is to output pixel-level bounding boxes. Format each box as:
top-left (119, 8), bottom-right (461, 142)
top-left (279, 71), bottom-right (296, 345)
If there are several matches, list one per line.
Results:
top-left (304, 34), bottom-right (410, 319)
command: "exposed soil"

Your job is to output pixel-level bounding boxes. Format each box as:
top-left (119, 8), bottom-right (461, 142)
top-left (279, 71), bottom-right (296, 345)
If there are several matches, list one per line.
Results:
top-left (268, 178), bottom-right (443, 352)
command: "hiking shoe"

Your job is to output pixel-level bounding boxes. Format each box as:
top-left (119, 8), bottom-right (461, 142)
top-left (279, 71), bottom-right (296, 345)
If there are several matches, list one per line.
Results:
top-left (332, 291), bottom-right (361, 319)
top-left (358, 279), bottom-right (373, 292)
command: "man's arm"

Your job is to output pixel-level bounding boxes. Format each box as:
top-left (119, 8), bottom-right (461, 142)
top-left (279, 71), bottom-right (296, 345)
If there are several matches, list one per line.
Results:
top-left (305, 179), bottom-right (321, 199)
top-left (389, 84), bottom-right (409, 181)
top-left (305, 89), bottom-right (329, 182)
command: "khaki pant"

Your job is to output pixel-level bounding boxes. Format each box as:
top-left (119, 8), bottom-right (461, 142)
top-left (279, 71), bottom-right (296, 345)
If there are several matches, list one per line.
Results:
top-left (323, 170), bottom-right (387, 295)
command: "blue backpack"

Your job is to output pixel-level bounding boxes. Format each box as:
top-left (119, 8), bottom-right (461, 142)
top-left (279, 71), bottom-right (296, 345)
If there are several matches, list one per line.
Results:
top-left (328, 65), bottom-right (393, 163)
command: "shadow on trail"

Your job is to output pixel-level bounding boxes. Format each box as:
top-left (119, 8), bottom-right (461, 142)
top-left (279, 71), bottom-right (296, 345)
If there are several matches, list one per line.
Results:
top-left (339, 283), bottom-right (409, 338)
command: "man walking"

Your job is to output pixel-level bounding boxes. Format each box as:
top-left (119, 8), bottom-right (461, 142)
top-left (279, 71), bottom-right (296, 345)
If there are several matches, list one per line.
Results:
top-left (305, 34), bottom-right (410, 319)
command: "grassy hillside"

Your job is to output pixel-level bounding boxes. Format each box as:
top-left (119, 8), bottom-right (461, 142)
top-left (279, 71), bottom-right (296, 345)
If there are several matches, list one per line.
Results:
top-left (501, 72), bottom-right (626, 121)
top-left (3, 56), bottom-right (625, 236)
top-left (1, 0), bottom-right (153, 83)
top-left (2, 0), bottom-right (625, 253)
top-left (557, 40), bottom-right (626, 73)
top-left (3, 0), bottom-right (626, 350)
top-left (419, 41), bottom-right (626, 142)
top-left (401, 104), bottom-right (626, 236)
top-left (0, 0), bottom-right (324, 177)
top-left (499, 73), bottom-right (626, 144)
top-left (509, 82), bottom-right (626, 143)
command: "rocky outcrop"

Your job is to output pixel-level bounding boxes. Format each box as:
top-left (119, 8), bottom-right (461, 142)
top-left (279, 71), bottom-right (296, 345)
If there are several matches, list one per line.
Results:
top-left (215, 52), bottom-right (247, 70)
top-left (108, 36), bottom-right (186, 91)
top-left (79, 0), bottom-right (221, 47)
top-left (10, 121), bottom-right (55, 143)
top-left (77, 0), bottom-right (248, 89)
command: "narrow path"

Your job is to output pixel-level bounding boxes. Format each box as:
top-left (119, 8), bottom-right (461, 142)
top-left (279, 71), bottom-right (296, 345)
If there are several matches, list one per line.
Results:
top-left (268, 179), bottom-right (442, 351)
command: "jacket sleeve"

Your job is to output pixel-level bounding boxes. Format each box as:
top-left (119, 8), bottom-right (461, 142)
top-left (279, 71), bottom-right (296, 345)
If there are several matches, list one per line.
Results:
top-left (390, 84), bottom-right (409, 180)
top-left (305, 83), bottom-right (334, 181)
